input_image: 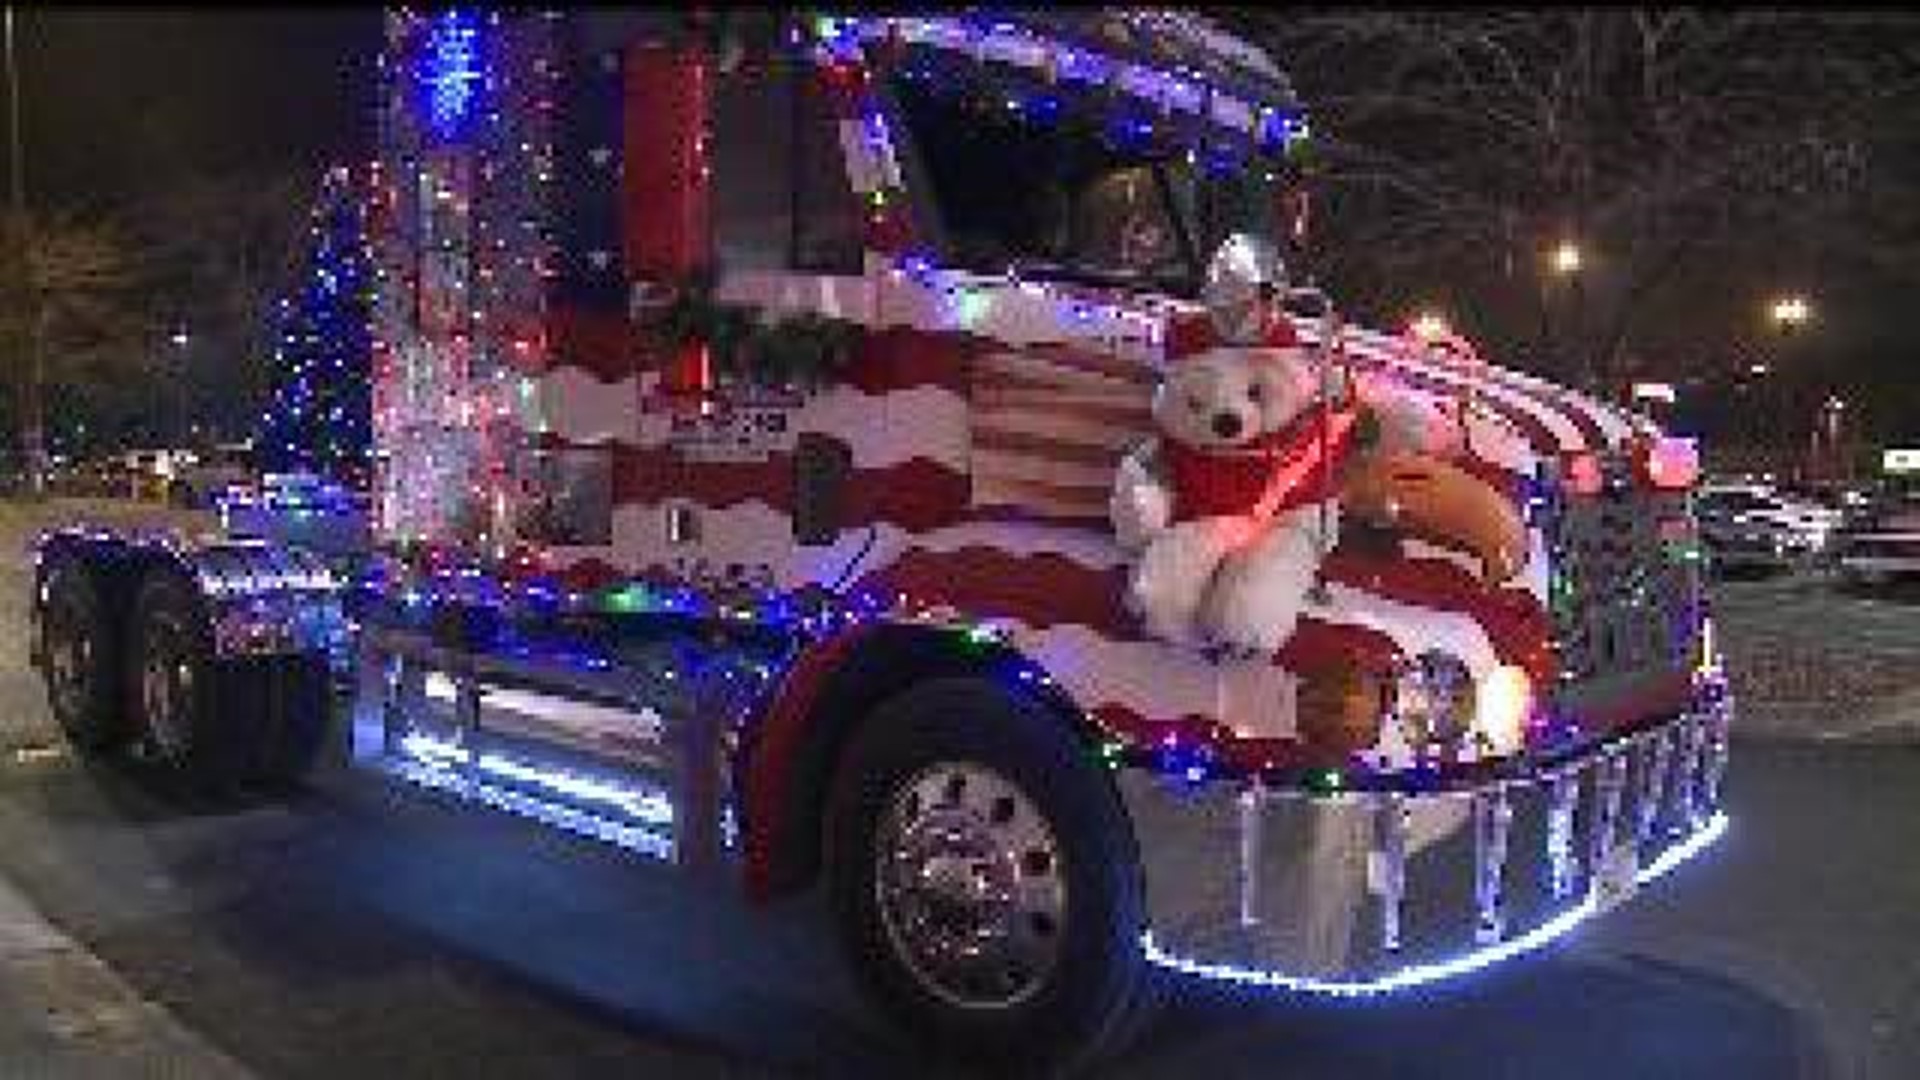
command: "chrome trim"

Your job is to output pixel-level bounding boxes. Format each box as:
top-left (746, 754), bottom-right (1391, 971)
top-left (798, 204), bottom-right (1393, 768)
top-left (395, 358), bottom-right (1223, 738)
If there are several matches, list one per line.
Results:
top-left (1120, 705), bottom-right (1728, 989)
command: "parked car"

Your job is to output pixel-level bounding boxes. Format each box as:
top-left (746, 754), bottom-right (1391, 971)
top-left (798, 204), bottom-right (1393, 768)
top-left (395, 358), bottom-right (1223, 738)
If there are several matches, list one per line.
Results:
top-left (1695, 500), bottom-right (1819, 575)
top-left (120, 448), bottom-right (198, 501)
top-left (219, 471), bottom-right (372, 559)
top-left (1834, 488), bottom-right (1920, 586)
top-left (170, 442), bottom-right (257, 509)
top-left (1695, 482), bottom-right (1841, 564)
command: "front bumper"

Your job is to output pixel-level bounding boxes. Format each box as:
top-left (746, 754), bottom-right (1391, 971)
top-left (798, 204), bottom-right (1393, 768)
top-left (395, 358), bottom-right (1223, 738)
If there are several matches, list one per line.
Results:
top-left (1119, 689), bottom-right (1732, 995)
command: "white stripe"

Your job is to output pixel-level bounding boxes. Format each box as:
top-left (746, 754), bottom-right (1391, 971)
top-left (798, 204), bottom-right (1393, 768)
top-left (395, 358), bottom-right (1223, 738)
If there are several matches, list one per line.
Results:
top-left (537, 366), bottom-right (975, 473)
top-left (969, 449), bottom-right (1117, 492)
top-left (973, 411), bottom-right (1148, 454)
top-left (544, 502), bottom-right (1136, 592)
top-left (1311, 581), bottom-right (1501, 679)
top-left (1339, 328), bottom-right (1589, 453)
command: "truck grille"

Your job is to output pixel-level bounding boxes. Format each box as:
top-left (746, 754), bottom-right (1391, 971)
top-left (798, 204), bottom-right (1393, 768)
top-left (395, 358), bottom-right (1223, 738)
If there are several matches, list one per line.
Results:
top-left (1538, 455), bottom-right (1701, 689)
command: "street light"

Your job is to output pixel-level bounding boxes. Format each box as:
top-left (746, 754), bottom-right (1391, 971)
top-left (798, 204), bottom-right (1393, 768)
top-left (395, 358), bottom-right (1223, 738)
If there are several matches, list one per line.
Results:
top-left (1540, 239), bottom-right (1588, 388)
top-left (1760, 294), bottom-right (1815, 479)
top-left (169, 324), bottom-right (190, 447)
top-left (1549, 240), bottom-right (1583, 276)
top-left (1769, 295), bottom-right (1812, 329)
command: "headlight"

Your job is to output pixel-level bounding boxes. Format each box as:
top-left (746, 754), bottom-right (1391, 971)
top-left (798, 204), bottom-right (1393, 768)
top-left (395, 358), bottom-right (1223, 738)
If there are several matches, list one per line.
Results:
top-left (1475, 665), bottom-right (1532, 755)
top-left (1393, 653), bottom-right (1532, 758)
top-left (1394, 651), bottom-right (1476, 754)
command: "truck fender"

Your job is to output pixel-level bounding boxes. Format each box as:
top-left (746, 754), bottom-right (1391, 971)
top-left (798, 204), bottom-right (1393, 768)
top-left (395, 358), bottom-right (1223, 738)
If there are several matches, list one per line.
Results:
top-left (738, 621), bottom-right (1100, 903)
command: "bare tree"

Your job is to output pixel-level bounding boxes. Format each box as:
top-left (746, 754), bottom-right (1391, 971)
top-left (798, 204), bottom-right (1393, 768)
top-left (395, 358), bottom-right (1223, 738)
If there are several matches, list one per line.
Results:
top-left (1224, 9), bottom-right (1920, 390)
top-left (1, 208), bottom-right (144, 460)
top-left (124, 169), bottom-right (309, 440)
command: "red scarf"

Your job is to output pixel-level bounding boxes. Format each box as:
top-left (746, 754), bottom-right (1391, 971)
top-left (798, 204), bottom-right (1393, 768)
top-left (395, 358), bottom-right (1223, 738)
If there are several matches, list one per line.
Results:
top-left (1163, 403), bottom-right (1361, 524)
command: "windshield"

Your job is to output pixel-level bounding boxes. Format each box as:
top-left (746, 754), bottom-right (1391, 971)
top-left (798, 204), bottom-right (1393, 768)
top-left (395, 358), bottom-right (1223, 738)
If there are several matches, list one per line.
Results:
top-left (888, 72), bottom-right (1280, 296)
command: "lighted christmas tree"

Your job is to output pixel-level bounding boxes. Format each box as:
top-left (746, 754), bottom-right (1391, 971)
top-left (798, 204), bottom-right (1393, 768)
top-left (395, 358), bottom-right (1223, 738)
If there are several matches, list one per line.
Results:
top-left (257, 165), bottom-right (374, 487)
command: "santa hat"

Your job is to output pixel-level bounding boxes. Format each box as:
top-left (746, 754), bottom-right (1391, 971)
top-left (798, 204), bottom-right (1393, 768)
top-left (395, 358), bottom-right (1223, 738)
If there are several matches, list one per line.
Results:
top-left (1164, 309), bottom-right (1299, 361)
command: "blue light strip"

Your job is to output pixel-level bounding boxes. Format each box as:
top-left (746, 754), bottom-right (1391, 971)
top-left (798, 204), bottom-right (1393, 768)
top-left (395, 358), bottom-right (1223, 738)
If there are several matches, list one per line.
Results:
top-left (422, 10), bottom-right (482, 138)
top-left (398, 732), bottom-right (676, 828)
top-left (1142, 812), bottom-right (1728, 998)
top-left (384, 751), bottom-right (676, 863)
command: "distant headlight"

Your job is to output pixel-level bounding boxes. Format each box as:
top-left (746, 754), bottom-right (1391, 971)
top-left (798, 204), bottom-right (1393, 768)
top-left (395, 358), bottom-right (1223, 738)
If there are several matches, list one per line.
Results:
top-left (1394, 651), bottom-right (1476, 754)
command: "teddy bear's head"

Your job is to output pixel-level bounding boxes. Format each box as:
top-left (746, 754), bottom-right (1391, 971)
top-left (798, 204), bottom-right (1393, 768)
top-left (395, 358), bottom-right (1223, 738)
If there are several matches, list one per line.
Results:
top-left (1152, 345), bottom-right (1330, 452)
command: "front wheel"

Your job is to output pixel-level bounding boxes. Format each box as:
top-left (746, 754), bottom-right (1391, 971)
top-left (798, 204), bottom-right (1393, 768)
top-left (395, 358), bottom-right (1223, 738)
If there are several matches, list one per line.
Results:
top-left (825, 678), bottom-right (1155, 1075)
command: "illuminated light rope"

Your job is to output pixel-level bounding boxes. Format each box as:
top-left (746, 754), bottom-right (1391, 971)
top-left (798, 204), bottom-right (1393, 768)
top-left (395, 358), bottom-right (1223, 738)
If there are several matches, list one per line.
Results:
top-left (423, 9), bottom-right (483, 137)
top-left (400, 731), bottom-right (676, 826)
top-left (813, 14), bottom-right (1309, 153)
top-left (1141, 811), bottom-right (1729, 998)
top-left (386, 748), bottom-right (677, 863)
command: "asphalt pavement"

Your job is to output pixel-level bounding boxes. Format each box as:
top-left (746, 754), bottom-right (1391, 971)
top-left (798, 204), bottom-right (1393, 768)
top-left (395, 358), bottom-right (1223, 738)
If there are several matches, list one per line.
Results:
top-left (0, 499), bottom-right (1915, 1079)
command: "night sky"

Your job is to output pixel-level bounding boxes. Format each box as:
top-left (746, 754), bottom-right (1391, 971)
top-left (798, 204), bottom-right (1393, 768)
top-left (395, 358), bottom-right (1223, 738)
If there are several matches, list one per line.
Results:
top-left (5, 8), bottom-right (1912, 451)
top-left (9, 8), bottom-right (381, 208)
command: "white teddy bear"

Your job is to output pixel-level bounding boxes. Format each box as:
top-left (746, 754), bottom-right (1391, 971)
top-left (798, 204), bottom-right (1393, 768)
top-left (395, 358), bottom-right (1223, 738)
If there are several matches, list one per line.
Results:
top-left (1112, 312), bottom-right (1450, 653)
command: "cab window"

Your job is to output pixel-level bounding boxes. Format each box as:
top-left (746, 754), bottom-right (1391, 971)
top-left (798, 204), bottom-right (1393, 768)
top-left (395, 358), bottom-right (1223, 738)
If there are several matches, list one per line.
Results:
top-left (711, 56), bottom-right (865, 275)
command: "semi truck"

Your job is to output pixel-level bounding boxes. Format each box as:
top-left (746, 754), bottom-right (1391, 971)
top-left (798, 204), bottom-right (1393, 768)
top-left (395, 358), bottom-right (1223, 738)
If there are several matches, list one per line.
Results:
top-left (28, 9), bottom-right (1731, 1073)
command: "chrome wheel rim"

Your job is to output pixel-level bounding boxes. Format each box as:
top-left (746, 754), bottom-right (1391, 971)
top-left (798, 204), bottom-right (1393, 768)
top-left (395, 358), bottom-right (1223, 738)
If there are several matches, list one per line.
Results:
top-left (873, 761), bottom-right (1067, 1010)
top-left (140, 621), bottom-right (195, 757)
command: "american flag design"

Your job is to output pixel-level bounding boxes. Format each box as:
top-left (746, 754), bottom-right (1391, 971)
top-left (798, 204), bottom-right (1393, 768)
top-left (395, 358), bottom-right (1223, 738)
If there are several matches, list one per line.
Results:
top-left (504, 268), bottom-right (1684, 772)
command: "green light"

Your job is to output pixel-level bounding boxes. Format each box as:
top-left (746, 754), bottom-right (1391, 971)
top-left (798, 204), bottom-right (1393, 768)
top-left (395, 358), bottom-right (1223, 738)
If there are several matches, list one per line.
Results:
top-left (604, 583), bottom-right (648, 614)
top-left (1306, 768), bottom-right (1344, 795)
top-left (955, 289), bottom-right (993, 329)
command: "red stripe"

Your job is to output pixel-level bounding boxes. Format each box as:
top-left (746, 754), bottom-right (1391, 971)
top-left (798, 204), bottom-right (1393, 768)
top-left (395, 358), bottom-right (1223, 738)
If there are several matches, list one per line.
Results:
top-left (979, 343), bottom-right (1159, 389)
top-left (609, 448), bottom-right (972, 534)
top-left (1321, 547), bottom-right (1556, 683)
top-left (861, 547), bottom-right (1137, 638)
top-left (843, 327), bottom-right (971, 395)
top-left (1346, 348), bottom-right (1565, 460)
top-left (1465, 362), bottom-right (1616, 452)
top-left (855, 546), bottom-right (1405, 681)
top-left (971, 427), bottom-right (1135, 469)
top-left (973, 390), bottom-right (1156, 430)
top-left (1334, 327), bottom-right (1593, 454)
top-left (623, 44), bottom-right (710, 280)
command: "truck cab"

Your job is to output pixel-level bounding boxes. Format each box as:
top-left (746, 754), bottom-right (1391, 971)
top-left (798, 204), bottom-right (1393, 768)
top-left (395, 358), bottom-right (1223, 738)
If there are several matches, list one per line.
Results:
top-left (30, 10), bottom-right (1730, 1072)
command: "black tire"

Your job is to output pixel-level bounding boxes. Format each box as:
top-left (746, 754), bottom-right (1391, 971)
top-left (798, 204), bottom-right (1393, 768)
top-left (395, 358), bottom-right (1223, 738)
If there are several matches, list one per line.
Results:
top-left (39, 557), bottom-right (129, 754)
top-left (825, 678), bottom-right (1155, 1076)
top-left (127, 571), bottom-right (234, 795)
top-left (126, 572), bottom-right (332, 797)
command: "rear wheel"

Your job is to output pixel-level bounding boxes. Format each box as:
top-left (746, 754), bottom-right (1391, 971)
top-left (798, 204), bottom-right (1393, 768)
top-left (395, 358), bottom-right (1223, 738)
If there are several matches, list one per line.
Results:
top-left (825, 678), bottom-right (1155, 1075)
top-left (127, 572), bottom-right (231, 793)
top-left (39, 557), bottom-right (128, 754)
top-left (129, 571), bottom-right (333, 796)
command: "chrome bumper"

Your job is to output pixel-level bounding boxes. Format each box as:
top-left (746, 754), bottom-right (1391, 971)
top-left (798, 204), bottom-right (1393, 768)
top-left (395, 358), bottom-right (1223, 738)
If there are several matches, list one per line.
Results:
top-left (1119, 691), bottom-right (1732, 995)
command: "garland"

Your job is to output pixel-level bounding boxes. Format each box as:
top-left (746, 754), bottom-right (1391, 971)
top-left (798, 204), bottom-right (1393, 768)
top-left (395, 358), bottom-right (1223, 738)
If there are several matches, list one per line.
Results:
top-left (648, 280), bottom-right (865, 390)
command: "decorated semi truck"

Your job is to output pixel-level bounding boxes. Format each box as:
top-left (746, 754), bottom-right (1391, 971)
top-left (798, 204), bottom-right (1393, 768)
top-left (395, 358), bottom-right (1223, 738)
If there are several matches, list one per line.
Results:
top-left (28, 10), bottom-right (1731, 1072)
